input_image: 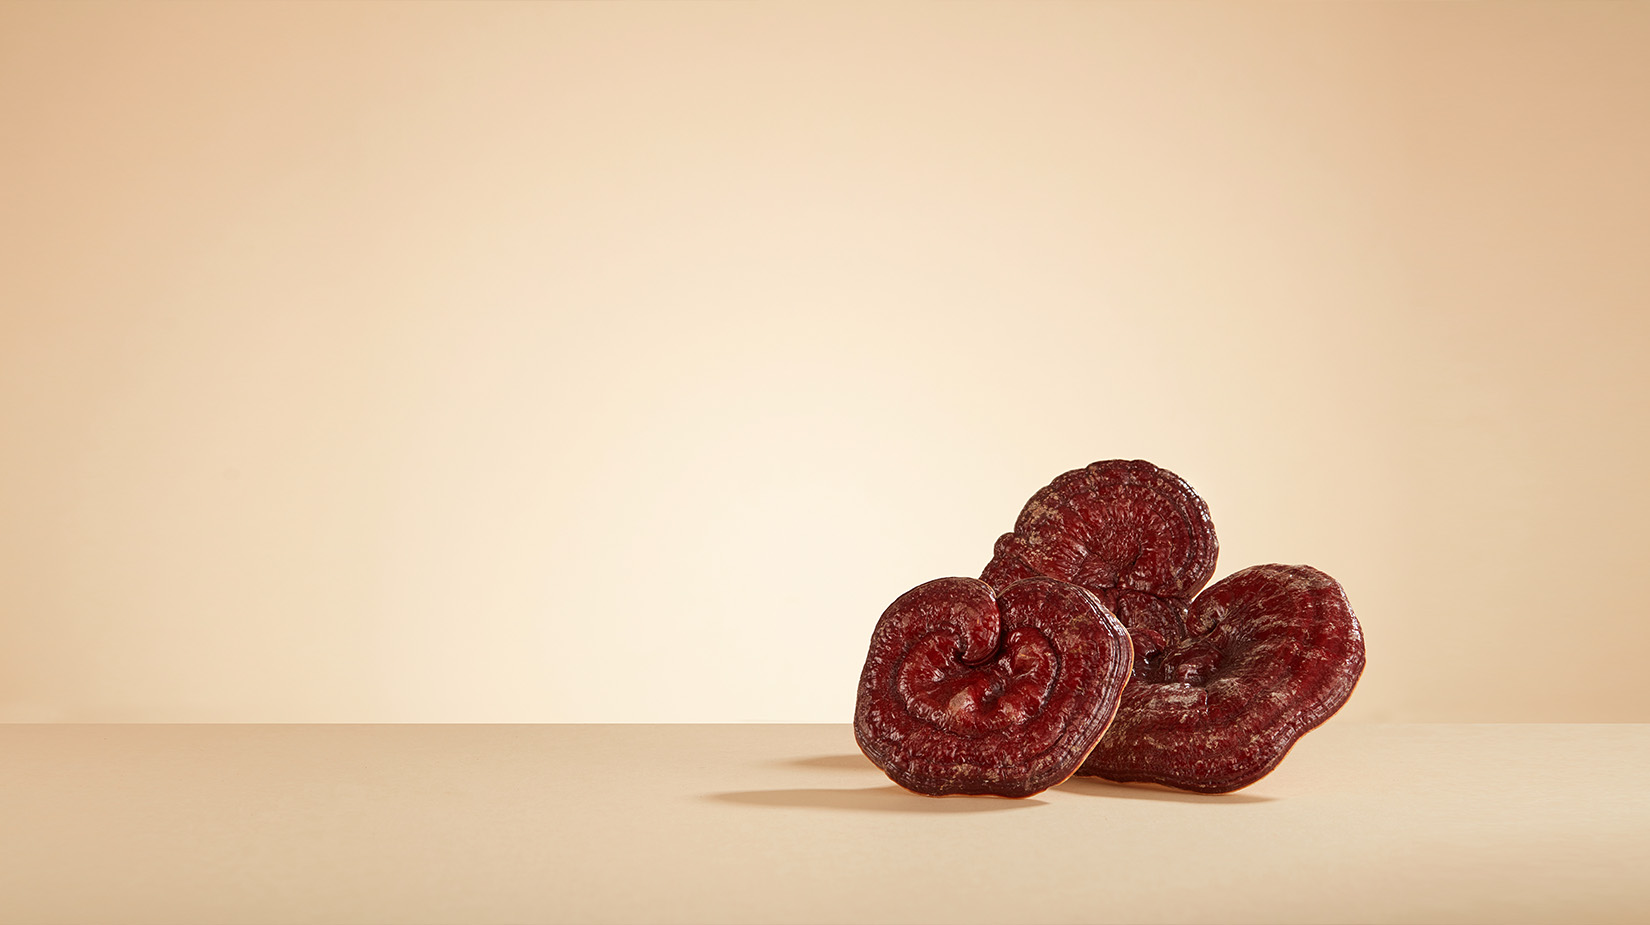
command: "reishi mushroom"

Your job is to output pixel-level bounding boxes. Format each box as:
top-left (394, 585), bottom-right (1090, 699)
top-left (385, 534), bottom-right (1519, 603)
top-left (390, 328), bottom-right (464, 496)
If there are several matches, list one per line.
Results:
top-left (854, 576), bottom-right (1132, 797)
top-left (854, 460), bottom-right (1365, 795)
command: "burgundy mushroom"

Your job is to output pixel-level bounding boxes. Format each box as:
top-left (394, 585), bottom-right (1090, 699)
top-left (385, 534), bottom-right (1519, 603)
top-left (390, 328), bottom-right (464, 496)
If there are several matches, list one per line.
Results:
top-left (1078, 564), bottom-right (1365, 793)
top-left (855, 576), bottom-right (1133, 797)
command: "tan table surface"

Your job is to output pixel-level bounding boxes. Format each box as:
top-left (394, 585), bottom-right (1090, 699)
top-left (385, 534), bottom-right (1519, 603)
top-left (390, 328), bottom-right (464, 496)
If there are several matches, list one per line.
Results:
top-left (1, 723), bottom-right (1645, 924)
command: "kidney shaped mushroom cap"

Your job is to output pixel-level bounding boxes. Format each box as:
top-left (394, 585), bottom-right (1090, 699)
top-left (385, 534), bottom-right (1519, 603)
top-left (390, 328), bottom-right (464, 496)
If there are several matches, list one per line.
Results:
top-left (1077, 563), bottom-right (1365, 793)
top-left (855, 576), bottom-right (1134, 798)
top-left (981, 459), bottom-right (1218, 645)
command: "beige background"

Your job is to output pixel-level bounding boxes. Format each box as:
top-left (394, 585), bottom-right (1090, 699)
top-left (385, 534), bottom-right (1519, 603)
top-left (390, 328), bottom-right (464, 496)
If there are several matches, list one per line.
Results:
top-left (2, 1), bottom-right (1646, 723)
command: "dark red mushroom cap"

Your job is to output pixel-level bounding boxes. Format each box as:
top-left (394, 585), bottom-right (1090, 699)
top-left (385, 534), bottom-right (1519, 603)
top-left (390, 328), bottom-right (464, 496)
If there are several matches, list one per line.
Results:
top-left (855, 576), bottom-right (1134, 798)
top-left (1078, 564), bottom-right (1366, 793)
top-left (982, 459), bottom-right (1218, 647)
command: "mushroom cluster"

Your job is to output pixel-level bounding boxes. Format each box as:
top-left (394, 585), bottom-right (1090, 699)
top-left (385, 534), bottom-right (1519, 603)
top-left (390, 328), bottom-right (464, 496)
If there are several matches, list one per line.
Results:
top-left (854, 460), bottom-right (1365, 797)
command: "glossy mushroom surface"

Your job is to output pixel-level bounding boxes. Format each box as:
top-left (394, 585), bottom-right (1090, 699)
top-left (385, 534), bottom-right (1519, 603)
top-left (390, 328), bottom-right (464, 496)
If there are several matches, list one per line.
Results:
top-left (982, 459), bottom-right (1218, 655)
top-left (1077, 564), bottom-right (1365, 793)
top-left (855, 577), bottom-right (1133, 797)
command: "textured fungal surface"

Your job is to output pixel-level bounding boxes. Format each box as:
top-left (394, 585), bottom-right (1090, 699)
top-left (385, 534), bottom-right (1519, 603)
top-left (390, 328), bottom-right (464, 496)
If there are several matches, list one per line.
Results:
top-left (855, 576), bottom-right (1133, 797)
top-left (1078, 564), bottom-right (1365, 793)
top-left (981, 460), bottom-right (1218, 653)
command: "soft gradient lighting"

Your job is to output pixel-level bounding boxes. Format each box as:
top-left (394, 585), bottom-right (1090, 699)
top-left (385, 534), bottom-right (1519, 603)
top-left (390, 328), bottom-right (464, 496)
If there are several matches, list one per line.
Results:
top-left (2, 1), bottom-right (1646, 722)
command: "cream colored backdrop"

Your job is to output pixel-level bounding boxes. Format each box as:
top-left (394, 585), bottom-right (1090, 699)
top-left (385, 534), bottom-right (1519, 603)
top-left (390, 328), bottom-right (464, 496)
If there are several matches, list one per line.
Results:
top-left (3, 2), bottom-right (1646, 722)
